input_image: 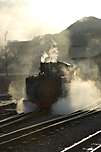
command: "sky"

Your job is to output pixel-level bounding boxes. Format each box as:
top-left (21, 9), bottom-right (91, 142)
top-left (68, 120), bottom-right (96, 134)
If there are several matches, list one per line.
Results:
top-left (0, 0), bottom-right (101, 41)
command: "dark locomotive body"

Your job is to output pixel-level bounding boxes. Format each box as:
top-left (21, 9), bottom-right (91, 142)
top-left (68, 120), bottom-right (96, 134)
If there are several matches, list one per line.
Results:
top-left (26, 61), bottom-right (74, 110)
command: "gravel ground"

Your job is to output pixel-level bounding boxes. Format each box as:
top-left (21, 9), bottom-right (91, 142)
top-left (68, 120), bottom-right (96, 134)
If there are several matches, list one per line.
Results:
top-left (1, 111), bottom-right (101, 152)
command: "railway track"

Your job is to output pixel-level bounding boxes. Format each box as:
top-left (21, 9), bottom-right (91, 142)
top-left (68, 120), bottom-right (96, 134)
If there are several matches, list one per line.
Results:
top-left (0, 110), bottom-right (83, 127)
top-left (61, 129), bottom-right (101, 152)
top-left (0, 109), bottom-right (17, 120)
top-left (0, 101), bottom-right (100, 130)
top-left (0, 109), bottom-right (100, 146)
top-left (0, 111), bottom-right (36, 127)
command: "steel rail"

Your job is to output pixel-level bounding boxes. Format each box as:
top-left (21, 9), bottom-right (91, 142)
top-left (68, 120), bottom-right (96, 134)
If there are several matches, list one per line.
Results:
top-left (0, 112), bottom-right (37, 127)
top-left (0, 109), bottom-right (100, 146)
top-left (0, 110), bottom-right (84, 129)
top-left (0, 111), bottom-right (17, 121)
top-left (0, 101), bottom-right (100, 129)
top-left (91, 144), bottom-right (101, 152)
top-left (0, 113), bottom-right (24, 124)
top-left (61, 130), bottom-right (101, 152)
top-left (0, 98), bottom-right (101, 128)
top-left (0, 110), bottom-right (85, 134)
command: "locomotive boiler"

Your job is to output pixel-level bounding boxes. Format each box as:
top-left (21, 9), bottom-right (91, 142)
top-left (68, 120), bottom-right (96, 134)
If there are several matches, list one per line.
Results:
top-left (25, 61), bottom-right (74, 110)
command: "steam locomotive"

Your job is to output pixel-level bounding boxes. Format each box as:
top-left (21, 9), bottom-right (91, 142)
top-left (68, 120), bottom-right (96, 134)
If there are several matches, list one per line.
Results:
top-left (25, 61), bottom-right (74, 111)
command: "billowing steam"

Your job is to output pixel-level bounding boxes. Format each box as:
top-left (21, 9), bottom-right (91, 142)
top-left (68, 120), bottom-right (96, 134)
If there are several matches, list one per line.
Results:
top-left (75, 60), bottom-right (100, 81)
top-left (52, 79), bottom-right (101, 115)
top-left (8, 46), bottom-right (35, 100)
top-left (8, 79), bottom-right (26, 113)
top-left (8, 80), bottom-right (26, 100)
top-left (70, 79), bottom-right (101, 110)
top-left (41, 45), bottom-right (58, 63)
top-left (52, 60), bottom-right (101, 115)
top-left (8, 46), bottom-right (38, 113)
top-left (9, 80), bottom-right (38, 113)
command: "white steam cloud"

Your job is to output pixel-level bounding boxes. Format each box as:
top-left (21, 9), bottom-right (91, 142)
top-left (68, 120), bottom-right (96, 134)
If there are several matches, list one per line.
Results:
top-left (75, 60), bottom-right (100, 81)
top-left (52, 60), bottom-right (101, 115)
top-left (52, 78), bottom-right (101, 115)
top-left (41, 46), bottom-right (58, 63)
top-left (70, 79), bottom-right (101, 110)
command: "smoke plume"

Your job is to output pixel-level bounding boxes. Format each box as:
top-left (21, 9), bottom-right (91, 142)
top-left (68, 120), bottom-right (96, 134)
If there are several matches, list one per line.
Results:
top-left (41, 45), bottom-right (58, 63)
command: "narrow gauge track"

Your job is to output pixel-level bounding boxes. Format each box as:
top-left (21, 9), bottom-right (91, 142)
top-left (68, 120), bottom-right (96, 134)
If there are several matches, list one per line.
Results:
top-left (0, 110), bottom-right (83, 129)
top-left (0, 111), bottom-right (36, 126)
top-left (0, 112), bottom-right (24, 124)
top-left (0, 109), bottom-right (100, 146)
top-left (0, 110), bottom-right (84, 135)
top-left (0, 110), bottom-right (17, 120)
top-left (61, 129), bottom-right (101, 152)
